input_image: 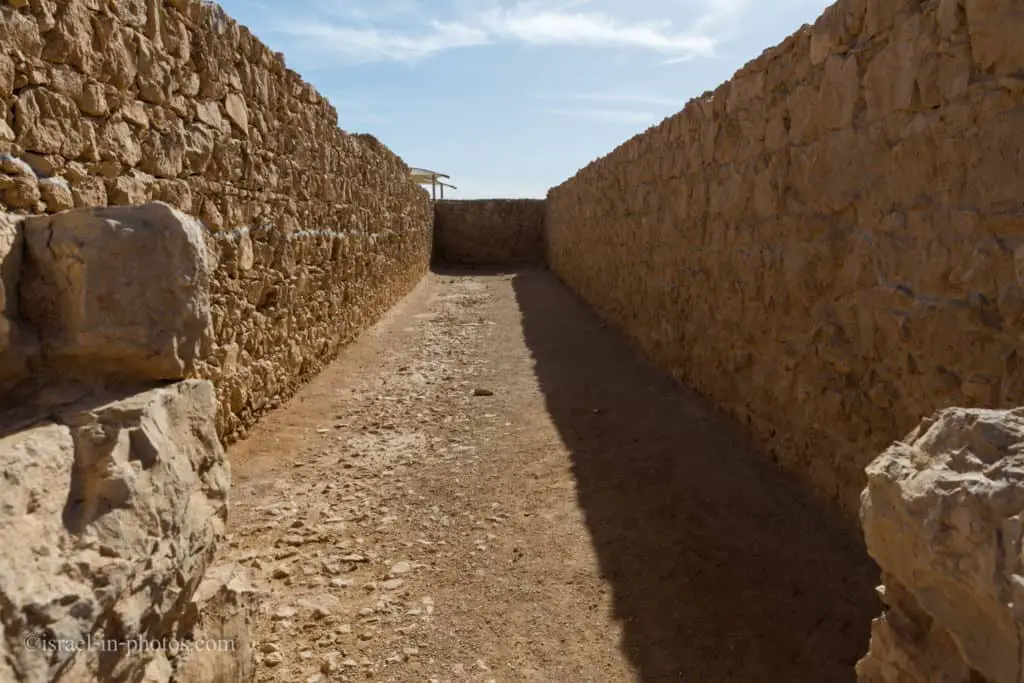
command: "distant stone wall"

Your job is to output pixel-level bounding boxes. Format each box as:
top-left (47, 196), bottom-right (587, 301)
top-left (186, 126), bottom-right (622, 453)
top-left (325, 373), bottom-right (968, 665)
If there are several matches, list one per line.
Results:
top-left (0, 0), bottom-right (433, 441)
top-left (547, 0), bottom-right (1024, 522)
top-left (434, 199), bottom-right (545, 266)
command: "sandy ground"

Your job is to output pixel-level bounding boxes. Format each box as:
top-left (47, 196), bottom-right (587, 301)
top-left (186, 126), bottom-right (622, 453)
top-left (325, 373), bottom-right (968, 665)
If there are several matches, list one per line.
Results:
top-left (222, 267), bottom-right (879, 683)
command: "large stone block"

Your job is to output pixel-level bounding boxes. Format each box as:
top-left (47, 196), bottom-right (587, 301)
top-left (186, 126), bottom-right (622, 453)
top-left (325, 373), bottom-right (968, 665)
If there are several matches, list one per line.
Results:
top-left (171, 564), bottom-right (258, 683)
top-left (0, 211), bottom-right (36, 390)
top-left (20, 201), bottom-right (213, 381)
top-left (965, 0), bottom-right (1024, 75)
top-left (859, 408), bottom-right (1024, 683)
top-left (0, 380), bottom-right (230, 683)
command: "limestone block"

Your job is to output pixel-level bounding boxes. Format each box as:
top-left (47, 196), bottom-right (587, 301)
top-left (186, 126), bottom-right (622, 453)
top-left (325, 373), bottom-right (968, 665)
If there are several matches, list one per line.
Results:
top-left (37, 176), bottom-right (72, 211)
top-left (0, 53), bottom-right (13, 98)
top-left (139, 128), bottom-right (185, 178)
top-left (171, 564), bottom-right (258, 683)
top-left (96, 21), bottom-right (139, 91)
top-left (816, 54), bottom-right (860, 130)
top-left (122, 100), bottom-right (151, 128)
top-left (856, 576), bottom-right (973, 683)
top-left (106, 170), bottom-right (152, 205)
top-left (863, 0), bottom-right (918, 38)
top-left (965, 0), bottom-right (1024, 75)
top-left (13, 88), bottom-right (87, 157)
top-left (224, 93), bottom-right (248, 135)
top-left (810, 0), bottom-right (866, 65)
top-left (0, 8), bottom-right (43, 57)
top-left (0, 171), bottom-right (40, 211)
top-left (76, 81), bottom-right (108, 116)
top-left (70, 175), bottom-right (106, 208)
top-left (0, 211), bottom-right (21, 322)
top-left (41, 0), bottom-right (96, 74)
top-left (20, 151), bottom-right (62, 177)
top-left (0, 119), bottom-right (14, 154)
top-left (0, 211), bottom-right (36, 388)
top-left (195, 100), bottom-right (224, 130)
top-left (99, 119), bottom-right (143, 166)
top-left (152, 178), bottom-right (194, 213)
top-left (859, 408), bottom-right (1024, 682)
top-left (137, 36), bottom-right (171, 105)
top-left (20, 202), bottom-right (213, 381)
top-left (0, 380), bottom-right (229, 683)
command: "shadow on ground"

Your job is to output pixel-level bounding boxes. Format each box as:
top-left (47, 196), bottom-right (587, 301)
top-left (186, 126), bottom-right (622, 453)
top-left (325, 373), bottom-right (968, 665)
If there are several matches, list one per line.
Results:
top-left (432, 263), bottom-right (531, 277)
top-left (511, 268), bottom-right (879, 683)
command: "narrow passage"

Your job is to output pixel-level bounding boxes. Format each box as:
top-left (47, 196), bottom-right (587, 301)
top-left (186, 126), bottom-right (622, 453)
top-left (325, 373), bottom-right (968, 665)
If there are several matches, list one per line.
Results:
top-left (223, 268), bottom-right (877, 683)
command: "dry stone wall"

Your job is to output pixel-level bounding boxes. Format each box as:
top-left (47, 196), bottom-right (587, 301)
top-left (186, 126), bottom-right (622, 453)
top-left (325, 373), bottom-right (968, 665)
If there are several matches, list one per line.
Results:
top-left (547, 0), bottom-right (1024, 522)
top-left (0, 0), bottom-right (433, 441)
top-left (433, 199), bottom-right (546, 266)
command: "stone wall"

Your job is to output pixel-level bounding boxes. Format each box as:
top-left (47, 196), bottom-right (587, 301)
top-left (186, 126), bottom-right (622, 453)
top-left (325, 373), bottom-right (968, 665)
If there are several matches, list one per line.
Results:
top-left (433, 199), bottom-right (546, 266)
top-left (0, 202), bottom-right (262, 682)
top-left (0, 0), bottom-right (433, 441)
top-left (546, 0), bottom-right (1024, 522)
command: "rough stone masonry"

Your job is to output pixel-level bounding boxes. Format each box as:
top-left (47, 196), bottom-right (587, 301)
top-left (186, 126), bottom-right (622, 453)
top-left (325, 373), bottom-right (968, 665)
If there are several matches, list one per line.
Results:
top-left (547, 0), bottom-right (1024, 525)
top-left (3, 0), bottom-right (1024, 682)
top-left (0, 0), bottom-right (433, 441)
top-left (0, 201), bottom-right (253, 683)
top-left (433, 199), bottom-right (546, 266)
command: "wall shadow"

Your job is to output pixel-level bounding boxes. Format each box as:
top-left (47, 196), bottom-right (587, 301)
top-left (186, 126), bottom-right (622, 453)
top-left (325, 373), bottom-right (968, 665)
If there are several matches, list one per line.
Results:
top-left (0, 378), bottom-right (171, 441)
top-left (431, 264), bottom-right (533, 277)
top-left (511, 269), bottom-right (879, 683)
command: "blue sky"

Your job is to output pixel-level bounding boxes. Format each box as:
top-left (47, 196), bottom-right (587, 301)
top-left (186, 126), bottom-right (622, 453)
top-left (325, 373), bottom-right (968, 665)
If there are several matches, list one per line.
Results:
top-left (217, 0), bottom-right (835, 198)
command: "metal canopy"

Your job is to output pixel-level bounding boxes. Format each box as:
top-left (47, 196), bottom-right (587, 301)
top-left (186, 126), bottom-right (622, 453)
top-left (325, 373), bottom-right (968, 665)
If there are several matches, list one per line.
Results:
top-left (410, 167), bottom-right (457, 200)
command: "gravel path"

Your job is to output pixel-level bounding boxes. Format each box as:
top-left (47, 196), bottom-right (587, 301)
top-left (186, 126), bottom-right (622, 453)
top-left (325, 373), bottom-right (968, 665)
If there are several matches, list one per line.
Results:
top-left (222, 268), bottom-right (878, 683)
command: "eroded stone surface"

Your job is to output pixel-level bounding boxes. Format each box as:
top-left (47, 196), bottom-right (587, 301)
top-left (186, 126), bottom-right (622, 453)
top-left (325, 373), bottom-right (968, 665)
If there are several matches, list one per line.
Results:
top-left (546, 0), bottom-right (1024, 523)
top-left (172, 564), bottom-right (258, 683)
top-left (0, 211), bottom-right (37, 391)
top-left (859, 408), bottom-right (1024, 683)
top-left (20, 202), bottom-right (213, 382)
top-left (433, 200), bottom-right (546, 266)
top-left (0, 380), bottom-right (229, 683)
top-left (0, 0), bottom-right (433, 441)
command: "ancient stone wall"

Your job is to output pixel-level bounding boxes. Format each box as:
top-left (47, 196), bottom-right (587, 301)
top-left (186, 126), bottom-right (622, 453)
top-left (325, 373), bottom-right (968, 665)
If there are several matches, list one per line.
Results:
top-left (433, 199), bottom-right (546, 266)
top-left (0, 0), bottom-right (433, 441)
top-left (547, 0), bottom-right (1024, 522)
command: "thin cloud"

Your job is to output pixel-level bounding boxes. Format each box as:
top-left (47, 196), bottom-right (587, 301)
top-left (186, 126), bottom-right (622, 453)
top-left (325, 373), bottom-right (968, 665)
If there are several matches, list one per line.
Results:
top-left (551, 108), bottom-right (657, 124)
top-left (569, 92), bottom-right (682, 107)
top-left (693, 0), bottom-right (750, 33)
top-left (278, 20), bottom-right (489, 62)
top-left (480, 7), bottom-right (715, 54)
top-left (272, 1), bottom-right (723, 65)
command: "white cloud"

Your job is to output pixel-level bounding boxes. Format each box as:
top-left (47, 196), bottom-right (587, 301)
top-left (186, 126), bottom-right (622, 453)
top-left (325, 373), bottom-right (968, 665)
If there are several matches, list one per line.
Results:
top-left (568, 92), bottom-right (682, 107)
top-left (279, 20), bottom-right (489, 62)
top-left (693, 0), bottom-right (750, 33)
top-left (551, 108), bottom-right (658, 124)
top-left (271, 1), bottom-right (729, 64)
top-left (478, 6), bottom-right (715, 54)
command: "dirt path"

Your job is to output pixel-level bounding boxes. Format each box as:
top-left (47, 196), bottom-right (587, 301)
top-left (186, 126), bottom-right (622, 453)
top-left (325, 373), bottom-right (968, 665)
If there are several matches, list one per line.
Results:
top-left (222, 268), bottom-right (879, 683)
